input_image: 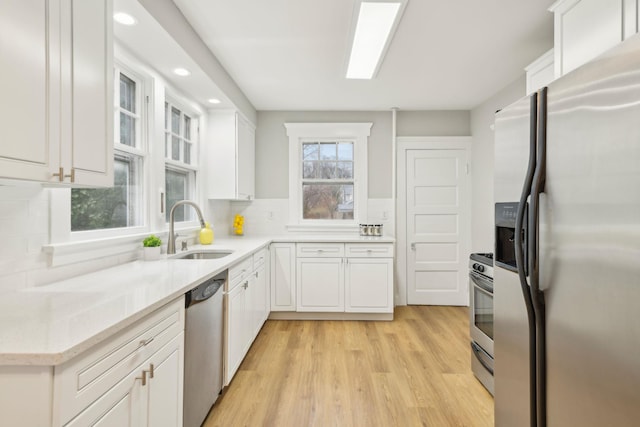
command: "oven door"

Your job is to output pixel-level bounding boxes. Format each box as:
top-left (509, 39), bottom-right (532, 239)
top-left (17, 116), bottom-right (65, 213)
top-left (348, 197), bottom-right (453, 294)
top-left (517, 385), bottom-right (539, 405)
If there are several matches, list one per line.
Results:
top-left (469, 270), bottom-right (494, 356)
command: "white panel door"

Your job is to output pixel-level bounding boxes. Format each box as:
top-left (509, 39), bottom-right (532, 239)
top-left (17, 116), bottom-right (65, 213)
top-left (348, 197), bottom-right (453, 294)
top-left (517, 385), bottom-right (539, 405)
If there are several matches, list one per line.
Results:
top-left (406, 149), bottom-right (469, 305)
top-left (296, 258), bottom-right (344, 312)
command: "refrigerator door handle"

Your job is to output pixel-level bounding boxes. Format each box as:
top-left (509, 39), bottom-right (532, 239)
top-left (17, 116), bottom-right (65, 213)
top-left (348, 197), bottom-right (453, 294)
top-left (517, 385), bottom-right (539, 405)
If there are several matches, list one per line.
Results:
top-left (515, 92), bottom-right (539, 427)
top-left (529, 86), bottom-right (548, 427)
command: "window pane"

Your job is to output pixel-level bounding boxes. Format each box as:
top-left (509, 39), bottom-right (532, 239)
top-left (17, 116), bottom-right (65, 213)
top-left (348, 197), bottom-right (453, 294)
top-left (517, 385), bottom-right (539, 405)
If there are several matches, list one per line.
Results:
top-left (320, 161), bottom-right (336, 179)
top-left (303, 143), bottom-right (319, 160)
top-left (337, 142), bottom-right (353, 161)
top-left (120, 112), bottom-right (135, 146)
top-left (171, 107), bottom-right (181, 134)
top-left (320, 142), bottom-right (337, 160)
top-left (184, 141), bottom-right (191, 165)
top-left (119, 74), bottom-right (135, 112)
top-left (337, 161), bottom-right (353, 178)
top-left (71, 155), bottom-right (142, 231)
top-left (184, 115), bottom-right (191, 140)
top-left (165, 168), bottom-right (193, 222)
top-left (302, 184), bottom-right (354, 220)
top-left (165, 133), bottom-right (170, 158)
top-left (303, 161), bottom-right (316, 179)
top-left (172, 136), bottom-right (181, 160)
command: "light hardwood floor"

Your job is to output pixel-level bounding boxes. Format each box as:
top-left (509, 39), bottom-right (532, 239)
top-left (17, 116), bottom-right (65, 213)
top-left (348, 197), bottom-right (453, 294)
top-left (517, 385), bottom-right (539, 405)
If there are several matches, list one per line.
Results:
top-left (204, 306), bottom-right (494, 427)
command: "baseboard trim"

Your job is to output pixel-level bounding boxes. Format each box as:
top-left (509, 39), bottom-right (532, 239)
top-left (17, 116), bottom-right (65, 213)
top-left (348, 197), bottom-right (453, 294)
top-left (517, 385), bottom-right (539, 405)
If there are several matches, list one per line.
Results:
top-left (268, 311), bottom-right (394, 321)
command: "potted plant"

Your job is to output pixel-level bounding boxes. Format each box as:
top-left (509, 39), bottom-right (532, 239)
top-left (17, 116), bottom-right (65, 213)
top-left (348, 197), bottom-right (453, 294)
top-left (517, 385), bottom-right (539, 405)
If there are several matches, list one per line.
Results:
top-left (142, 235), bottom-right (162, 261)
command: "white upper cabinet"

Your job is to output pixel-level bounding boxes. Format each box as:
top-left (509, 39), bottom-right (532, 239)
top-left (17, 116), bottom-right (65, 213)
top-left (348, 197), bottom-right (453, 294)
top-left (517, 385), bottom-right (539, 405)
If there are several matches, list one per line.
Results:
top-left (206, 111), bottom-right (255, 200)
top-left (550, 0), bottom-right (637, 78)
top-left (525, 49), bottom-right (555, 95)
top-left (0, 0), bottom-right (113, 186)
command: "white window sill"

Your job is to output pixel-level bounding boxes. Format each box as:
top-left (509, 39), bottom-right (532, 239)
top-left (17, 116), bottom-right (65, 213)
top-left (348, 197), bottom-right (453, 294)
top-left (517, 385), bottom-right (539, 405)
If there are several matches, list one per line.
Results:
top-left (43, 226), bottom-right (199, 267)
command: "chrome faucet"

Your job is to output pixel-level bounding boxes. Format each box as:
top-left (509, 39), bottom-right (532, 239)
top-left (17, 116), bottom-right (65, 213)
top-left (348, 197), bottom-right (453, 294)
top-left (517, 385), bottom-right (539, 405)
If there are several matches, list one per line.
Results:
top-left (167, 200), bottom-right (206, 254)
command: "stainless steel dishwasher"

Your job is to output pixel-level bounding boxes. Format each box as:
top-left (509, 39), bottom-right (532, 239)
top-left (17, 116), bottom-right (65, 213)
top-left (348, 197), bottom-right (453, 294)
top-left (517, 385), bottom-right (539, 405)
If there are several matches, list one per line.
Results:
top-left (183, 270), bottom-right (226, 427)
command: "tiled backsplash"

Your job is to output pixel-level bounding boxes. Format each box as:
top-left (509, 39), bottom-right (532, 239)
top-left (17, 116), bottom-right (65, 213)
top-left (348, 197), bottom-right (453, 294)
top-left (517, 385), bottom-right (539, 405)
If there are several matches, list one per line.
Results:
top-left (0, 186), bottom-right (136, 293)
top-left (227, 198), bottom-right (395, 237)
top-left (0, 191), bottom-right (395, 294)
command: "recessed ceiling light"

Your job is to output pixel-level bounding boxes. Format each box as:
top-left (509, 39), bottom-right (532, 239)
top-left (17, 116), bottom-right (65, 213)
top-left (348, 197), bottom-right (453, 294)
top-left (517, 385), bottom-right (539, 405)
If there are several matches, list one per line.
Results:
top-left (346, 1), bottom-right (407, 79)
top-left (173, 68), bottom-right (191, 77)
top-left (208, 98), bottom-right (221, 104)
top-left (113, 12), bottom-right (137, 26)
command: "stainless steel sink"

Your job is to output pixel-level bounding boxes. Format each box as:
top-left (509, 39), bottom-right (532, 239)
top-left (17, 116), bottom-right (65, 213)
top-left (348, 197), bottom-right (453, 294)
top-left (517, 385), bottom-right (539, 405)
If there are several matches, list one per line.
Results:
top-left (173, 250), bottom-right (233, 260)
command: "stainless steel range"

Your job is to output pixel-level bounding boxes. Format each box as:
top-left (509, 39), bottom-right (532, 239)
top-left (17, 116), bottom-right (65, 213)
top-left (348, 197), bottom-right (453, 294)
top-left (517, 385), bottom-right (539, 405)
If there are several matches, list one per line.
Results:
top-left (469, 252), bottom-right (494, 395)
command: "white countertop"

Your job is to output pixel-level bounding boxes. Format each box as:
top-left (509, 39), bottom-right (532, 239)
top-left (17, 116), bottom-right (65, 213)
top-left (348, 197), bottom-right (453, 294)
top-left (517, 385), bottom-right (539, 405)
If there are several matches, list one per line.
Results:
top-left (0, 235), bottom-right (393, 366)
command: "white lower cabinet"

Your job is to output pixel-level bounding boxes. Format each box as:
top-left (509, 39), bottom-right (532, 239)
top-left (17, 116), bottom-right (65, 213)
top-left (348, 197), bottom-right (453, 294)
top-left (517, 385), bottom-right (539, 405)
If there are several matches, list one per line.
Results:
top-left (0, 298), bottom-right (185, 427)
top-left (251, 261), bottom-right (269, 336)
top-left (65, 333), bottom-right (183, 427)
top-left (224, 248), bottom-right (270, 385)
top-left (270, 243), bottom-right (296, 311)
top-left (295, 242), bottom-right (394, 314)
top-left (345, 258), bottom-right (394, 313)
top-left (296, 257), bottom-right (344, 312)
top-left (226, 281), bottom-right (247, 384)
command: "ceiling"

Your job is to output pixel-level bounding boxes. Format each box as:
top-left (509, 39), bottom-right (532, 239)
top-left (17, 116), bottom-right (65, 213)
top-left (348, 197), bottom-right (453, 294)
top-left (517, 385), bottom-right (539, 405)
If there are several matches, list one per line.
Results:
top-left (172, 0), bottom-right (556, 111)
top-left (114, 0), bottom-right (236, 111)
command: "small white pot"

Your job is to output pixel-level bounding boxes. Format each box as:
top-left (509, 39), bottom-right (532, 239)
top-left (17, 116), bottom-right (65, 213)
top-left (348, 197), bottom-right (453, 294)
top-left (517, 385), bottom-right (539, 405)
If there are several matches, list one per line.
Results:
top-left (143, 246), bottom-right (161, 261)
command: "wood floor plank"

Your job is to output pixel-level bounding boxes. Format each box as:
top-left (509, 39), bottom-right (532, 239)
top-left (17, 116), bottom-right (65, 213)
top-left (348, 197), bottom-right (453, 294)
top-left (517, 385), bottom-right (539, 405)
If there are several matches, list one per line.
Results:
top-left (203, 306), bottom-right (494, 427)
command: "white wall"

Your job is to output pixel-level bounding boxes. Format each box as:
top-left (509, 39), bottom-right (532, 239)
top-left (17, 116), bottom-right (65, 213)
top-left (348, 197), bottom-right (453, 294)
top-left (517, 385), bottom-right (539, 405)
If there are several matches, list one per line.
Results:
top-left (469, 76), bottom-right (526, 252)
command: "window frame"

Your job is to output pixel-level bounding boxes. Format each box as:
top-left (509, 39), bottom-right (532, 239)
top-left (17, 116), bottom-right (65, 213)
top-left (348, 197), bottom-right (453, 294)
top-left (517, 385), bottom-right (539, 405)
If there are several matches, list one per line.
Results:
top-left (67, 62), bottom-right (150, 241)
top-left (163, 95), bottom-right (200, 225)
top-left (285, 123), bottom-right (371, 231)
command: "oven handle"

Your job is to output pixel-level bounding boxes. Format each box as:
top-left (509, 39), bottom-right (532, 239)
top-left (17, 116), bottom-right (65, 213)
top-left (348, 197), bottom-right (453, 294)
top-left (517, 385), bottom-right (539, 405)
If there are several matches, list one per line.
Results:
top-left (471, 342), bottom-right (494, 375)
top-left (469, 271), bottom-right (493, 294)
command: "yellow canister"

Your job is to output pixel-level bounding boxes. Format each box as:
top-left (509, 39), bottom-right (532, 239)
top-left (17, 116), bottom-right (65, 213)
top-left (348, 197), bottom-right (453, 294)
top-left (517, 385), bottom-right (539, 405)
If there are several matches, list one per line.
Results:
top-left (199, 222), bottom-right (214, 245)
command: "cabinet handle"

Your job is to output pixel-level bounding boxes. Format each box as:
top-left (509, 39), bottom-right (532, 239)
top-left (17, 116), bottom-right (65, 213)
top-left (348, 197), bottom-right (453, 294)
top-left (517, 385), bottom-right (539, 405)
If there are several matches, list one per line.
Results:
top-left (255, 271), bottom-right (259, 278)
top-left (52, 167), bottom-right (74, 183)
top-left (137, 370), bottom-right (147, 386)
top-left (148, 363), bottom-right (155, 379)
top-left (243, 281), bottom-right (249, 289)
top-left (138, 337), bottom-right (154, 348)
top-left (411, 242), bottom-right (416, 251)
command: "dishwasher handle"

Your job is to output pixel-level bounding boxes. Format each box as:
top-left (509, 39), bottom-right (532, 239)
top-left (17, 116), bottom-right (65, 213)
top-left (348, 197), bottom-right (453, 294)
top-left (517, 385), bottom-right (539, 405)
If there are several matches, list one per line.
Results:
top-left (185, 273), bottom-right (226, 308)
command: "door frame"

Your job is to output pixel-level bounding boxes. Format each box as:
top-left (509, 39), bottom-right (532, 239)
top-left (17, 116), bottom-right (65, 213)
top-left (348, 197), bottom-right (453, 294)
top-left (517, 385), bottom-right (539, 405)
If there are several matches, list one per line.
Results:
top-left (396, 136), bottom-right (472, 306)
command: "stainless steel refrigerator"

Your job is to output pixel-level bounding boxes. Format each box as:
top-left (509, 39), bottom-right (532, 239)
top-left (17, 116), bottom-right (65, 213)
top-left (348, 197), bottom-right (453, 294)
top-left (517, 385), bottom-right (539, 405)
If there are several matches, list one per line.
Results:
top-left (493, 35), bottom-right (640, 427)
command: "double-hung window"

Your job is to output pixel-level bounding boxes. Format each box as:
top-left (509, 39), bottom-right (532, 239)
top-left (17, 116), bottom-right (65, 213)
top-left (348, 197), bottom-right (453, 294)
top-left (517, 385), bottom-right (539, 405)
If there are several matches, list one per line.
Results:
top-left (70, 66), bottom-right (146, 233)
top-left (164, 99), bottom-right (198, 222)
top-left (285, 123), bottom-right (372, 230)
top-left (302, 140), bottom-right (354, 219)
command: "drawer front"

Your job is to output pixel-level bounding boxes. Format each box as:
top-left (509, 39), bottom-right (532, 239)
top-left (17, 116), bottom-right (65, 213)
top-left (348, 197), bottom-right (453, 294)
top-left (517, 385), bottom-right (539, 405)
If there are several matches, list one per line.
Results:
top-left (345, 243), bottom-right (394, 258)
top-left (296, 243), bottom-right (344, 258)
top-left (229, 256), bottom-right (253, 288)
top-left (252, 247), bottom-right (267, 269)
top-left (53, 298), bottom-right (185, 426)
